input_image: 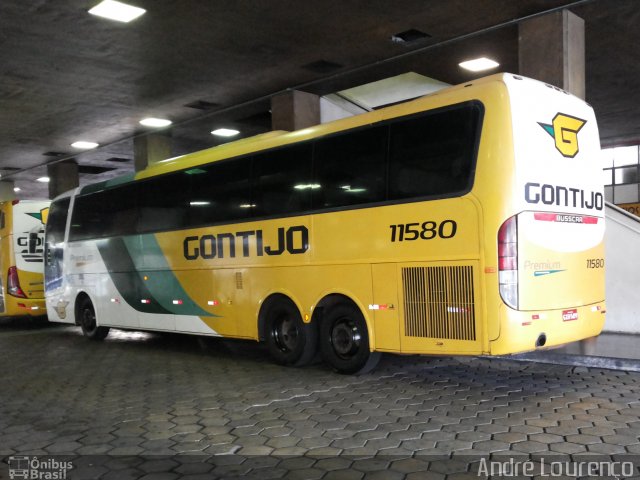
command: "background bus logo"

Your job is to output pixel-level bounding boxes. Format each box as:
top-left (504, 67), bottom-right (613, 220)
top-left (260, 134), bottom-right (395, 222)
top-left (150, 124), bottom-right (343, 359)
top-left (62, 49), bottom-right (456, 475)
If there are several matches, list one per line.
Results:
top-left (538, 113), bottom-right (586, 158)
top-left (26, 207), bottom-right (49, 225)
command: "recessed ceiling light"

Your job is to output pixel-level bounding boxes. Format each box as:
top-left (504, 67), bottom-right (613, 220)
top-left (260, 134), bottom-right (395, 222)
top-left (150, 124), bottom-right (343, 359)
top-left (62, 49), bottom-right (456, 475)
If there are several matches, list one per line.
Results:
top-left (37, 177), bottom-right (50, 183)
top-left (71, 141), bottom-right (99, 149)
top-left (88, 0), bottom-right (146, 23)
top-left (13, 187), bottom-right (21, 192)
top-left (211, 128), bottom-right (240, 137)
top-left (459, 57), bottom-right (500, 72)
top-left (140, 118), bottom-right (172, 128)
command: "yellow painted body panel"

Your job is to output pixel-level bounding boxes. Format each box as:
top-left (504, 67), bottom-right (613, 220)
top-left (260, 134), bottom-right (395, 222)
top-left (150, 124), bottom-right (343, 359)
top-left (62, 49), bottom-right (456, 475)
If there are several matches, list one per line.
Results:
top-left (0, 201), bottom-right (49, 317)
top-left (492, 301), bottom-right (605, 355)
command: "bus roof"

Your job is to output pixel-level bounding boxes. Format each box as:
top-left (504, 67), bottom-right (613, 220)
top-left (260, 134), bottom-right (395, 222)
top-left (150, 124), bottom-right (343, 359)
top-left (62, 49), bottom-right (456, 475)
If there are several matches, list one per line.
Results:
top-left (76, 72), bottom-right (568, 195)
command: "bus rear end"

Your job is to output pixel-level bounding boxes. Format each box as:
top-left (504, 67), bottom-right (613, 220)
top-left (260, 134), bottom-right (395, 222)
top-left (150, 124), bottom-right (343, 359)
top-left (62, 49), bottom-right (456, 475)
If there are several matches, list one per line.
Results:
top-left (491, 75), bottom-right (605, 354)
top-left (0, 200), bottom-right (50, 317)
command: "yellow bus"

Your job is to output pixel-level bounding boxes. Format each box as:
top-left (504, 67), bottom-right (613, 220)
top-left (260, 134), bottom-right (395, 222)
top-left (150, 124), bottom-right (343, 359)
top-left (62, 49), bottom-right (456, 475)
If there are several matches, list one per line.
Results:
top-left (0, 200), bottom-right (50, 318)
top-left (44, 73), bottom-right (605, 373)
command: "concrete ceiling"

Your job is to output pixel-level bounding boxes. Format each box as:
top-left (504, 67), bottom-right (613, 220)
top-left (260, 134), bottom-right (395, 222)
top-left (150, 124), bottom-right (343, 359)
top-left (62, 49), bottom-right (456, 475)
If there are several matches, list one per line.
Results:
top-left (1, 0), bottom-right (639, 199)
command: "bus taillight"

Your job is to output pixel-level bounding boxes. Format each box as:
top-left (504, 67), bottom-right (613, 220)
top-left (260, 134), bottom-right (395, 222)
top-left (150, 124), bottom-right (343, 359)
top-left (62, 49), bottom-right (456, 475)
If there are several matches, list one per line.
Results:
top-left (498, 216), bottom-right (518, 309)
top-left (8, 266), bottom-right (27, 298)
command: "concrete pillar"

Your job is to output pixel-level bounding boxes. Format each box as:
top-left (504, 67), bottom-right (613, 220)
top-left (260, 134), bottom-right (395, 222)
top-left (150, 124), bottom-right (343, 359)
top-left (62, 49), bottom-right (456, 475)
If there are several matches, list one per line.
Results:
top-left (519, 9), bottom-right (585, 99)
top-left (271, 90), bottom-right (321, 131)
top-left (0, 181), bottom-right (16, 201)
top-left (48, 159), bottom-right (79, 199)
top-left (134, 133), bottom-right (172, 172)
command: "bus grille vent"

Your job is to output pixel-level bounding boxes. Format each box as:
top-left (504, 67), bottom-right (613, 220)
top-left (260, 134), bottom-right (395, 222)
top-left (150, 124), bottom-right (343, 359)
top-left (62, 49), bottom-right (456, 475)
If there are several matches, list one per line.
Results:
top-left (235, 272), bottom-right (243, 290)
top-left (402, 266), bottom-right (476, 340)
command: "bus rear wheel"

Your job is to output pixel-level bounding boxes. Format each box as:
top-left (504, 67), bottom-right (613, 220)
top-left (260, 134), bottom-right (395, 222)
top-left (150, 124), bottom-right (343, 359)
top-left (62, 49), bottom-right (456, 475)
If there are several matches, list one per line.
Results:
top-left (320, 303), bottom-right (381, 374)
top-left (265, 298), bottom-right (317, 367)
top-left (78, 297), bottom-right (109, 341)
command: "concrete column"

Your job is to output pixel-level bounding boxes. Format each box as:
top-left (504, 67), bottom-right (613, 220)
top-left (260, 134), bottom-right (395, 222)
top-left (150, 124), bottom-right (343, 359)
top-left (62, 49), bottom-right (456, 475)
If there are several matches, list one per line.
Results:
top-left (271, 90), bottom-right (321, 131)
top-left (0, 181), bottom-right (16, 201)
top-left (48, 159), bottom-right (79, 199)
top-left (519, 9), bottom-right (585, 99)
top-left (134, 133), bottom-right (172, 172)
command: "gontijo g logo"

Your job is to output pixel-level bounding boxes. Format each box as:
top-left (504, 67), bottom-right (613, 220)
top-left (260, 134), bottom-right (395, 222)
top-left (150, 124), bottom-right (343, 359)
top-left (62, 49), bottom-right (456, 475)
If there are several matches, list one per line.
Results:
top-left (538, 113), bottom-right (586, 158)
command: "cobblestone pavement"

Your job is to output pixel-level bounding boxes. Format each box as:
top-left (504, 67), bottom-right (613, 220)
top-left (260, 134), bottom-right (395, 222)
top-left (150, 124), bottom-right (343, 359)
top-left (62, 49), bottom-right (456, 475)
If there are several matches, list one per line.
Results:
top-left (1, 319), bottom-right (640, 479)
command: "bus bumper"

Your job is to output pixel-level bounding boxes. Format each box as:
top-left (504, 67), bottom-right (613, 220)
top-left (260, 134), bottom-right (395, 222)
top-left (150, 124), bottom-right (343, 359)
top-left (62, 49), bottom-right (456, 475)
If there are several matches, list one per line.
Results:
top-left (3, 297), bottom-right (47, 317)
top-left (490, 301), bottom-right (606, 356)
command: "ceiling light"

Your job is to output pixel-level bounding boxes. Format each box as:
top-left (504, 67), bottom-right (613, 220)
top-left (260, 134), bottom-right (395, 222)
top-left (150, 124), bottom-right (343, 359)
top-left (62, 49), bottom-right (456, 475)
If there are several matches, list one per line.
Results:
top-left (71, 141), bottom-right (99, 149)
top-left (13, 187), bottom-right (21, 192)
top-left (459, 57), bottom-right (500, 72)
top-left (140, 118), bottom-right (172, 128)
top-left (88, 0), bottom-right (146, 23)
top-left (37, 177), bottom-right (50, 183)
top-left (211, 128), bottom-right (240, 137)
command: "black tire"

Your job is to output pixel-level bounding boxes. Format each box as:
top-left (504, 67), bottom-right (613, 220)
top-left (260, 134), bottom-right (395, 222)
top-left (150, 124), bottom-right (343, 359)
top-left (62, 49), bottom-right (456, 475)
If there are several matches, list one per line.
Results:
top-left (265, 298), bottom-right (317, 366)
top-left (78, 297), bottom-right (110, 341)
top-left (320, 302), bottom-right (381, 374)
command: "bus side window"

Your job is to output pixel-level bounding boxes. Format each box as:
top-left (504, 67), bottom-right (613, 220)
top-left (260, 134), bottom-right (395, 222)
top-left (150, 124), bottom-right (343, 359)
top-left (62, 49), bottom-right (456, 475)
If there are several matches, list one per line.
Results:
top-left (313, 126), bottom-right (387, 209)
top-left (252, 144), bottom-right (312, 217)
top-left (388, 105), bottom-right (480, 200)
top-left (188, 157), bottom-right (251, 227)
top-left (137, 174), bottom-right (186, 233)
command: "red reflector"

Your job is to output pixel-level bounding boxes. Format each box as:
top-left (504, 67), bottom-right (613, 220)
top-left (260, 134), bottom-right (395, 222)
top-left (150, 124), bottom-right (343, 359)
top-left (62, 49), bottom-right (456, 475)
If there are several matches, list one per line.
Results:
top-left (534, 212), bottom-right (557, 222)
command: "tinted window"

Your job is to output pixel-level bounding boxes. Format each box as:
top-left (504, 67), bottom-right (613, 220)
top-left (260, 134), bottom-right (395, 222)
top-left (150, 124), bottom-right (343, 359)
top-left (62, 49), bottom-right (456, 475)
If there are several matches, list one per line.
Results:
top-left (187, 157), bottom-right (251, 226)
top-left (69, 184), bottom-right (138, 240)
top-left (44, 197), bottom-right (70, 290)
top-left (388, 104), bottom-right (480, 200)
top-left (252, 144), bottom-right (312, 217)
top-left (313, 126), bottom-right (387, 208)
top-left (137, 172), bottom-right (189, 233)
top-left (45, 198), bottom-right (70, 246)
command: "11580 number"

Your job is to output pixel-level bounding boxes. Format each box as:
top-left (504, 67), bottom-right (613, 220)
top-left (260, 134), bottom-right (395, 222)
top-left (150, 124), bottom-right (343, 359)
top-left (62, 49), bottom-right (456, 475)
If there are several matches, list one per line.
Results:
top-left (389, 220), bottom-right (457, 242)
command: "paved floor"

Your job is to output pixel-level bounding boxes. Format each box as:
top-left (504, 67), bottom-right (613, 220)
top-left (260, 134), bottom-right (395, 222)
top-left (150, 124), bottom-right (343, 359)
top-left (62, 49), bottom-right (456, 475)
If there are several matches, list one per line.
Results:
top-left (1, 319), bottom-right (640, 479)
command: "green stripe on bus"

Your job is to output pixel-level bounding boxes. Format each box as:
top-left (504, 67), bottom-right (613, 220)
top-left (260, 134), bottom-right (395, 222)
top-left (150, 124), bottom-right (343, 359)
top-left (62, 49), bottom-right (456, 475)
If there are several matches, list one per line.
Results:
top-left (97, 236), bottom-right (170, 314)
top-left (81, 173), bottom-right (136, 195)
top-left (122, 235), bottom-right (215, 317)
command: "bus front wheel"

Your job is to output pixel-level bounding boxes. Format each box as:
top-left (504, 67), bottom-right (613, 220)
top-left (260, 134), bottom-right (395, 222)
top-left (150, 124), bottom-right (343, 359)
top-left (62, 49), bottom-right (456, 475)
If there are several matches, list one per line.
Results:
top-left (265, 298), bottom-right (317, 366)
top-left (320, 303), bottom-right (381, 374)
top-left (78, 297), bottom-right (110, 341)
